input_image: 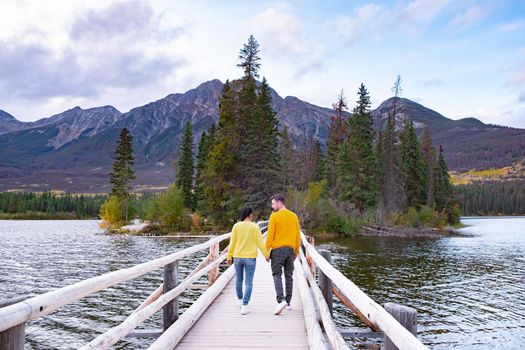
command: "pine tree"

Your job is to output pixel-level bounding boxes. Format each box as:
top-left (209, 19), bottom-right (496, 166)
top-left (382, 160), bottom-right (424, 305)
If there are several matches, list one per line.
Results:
top-left (194, 129), bottom-right (209, 211)
top-left (109, 128), bottom-right (136, 197)
top-left (420, 127), bottom-right (436, 207)
top-left (244, 77), bottom-right (282, 215)
top-left (380, 114), bottom-right (406, 212)
top-left (326, 90), bottom-right (348, 189)
top-left (400, 119), bottom-right (427, 209)
top-left (176, 121), bottom-right (195, 210)
top-left (338, 83), bottom-right (379, 212)
top-left (434, 145), bottom-right (452, 210)
top-left (278, 126), bottom-right (295, 189)
top-left (237, 35), bottom-right (261, 79)
top-left (204, 81), bottom-right (240, 224)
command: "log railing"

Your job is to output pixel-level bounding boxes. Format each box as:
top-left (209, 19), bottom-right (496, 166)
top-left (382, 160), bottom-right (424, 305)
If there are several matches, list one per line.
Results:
top-left (0, 222), bottom-right (269, 349)
top-left (300, 232), bottom-right (427, 350)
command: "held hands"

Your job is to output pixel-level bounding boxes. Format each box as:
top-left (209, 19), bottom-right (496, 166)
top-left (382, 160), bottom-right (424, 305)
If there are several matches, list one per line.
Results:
top-left (227, 259), bottom-right (232, 266)
top-left (265, 255), bottom-right (270, 262)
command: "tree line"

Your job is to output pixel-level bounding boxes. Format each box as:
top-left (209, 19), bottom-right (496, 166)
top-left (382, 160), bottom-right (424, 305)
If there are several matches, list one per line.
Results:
top-left (101, 36), bottom-right (459, 232)
top-left (0, 192), bottom-right (106, 219)
top-left (456, 179), bottom-right (525, 215)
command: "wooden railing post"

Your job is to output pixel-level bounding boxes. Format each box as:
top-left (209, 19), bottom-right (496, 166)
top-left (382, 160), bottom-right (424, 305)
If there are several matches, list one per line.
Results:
top-left (163, 262), bottom-right (179, 331)
top-left (306, 236), bottom-right (316, 276)
top-left (318, 249), bottom-right (333, 317)
top-left (208, 243), bottom-right (219, 285)
top-left (384, 303), bottom-right (418, 350)
top-left (0, 297), bottom-right (26, 350)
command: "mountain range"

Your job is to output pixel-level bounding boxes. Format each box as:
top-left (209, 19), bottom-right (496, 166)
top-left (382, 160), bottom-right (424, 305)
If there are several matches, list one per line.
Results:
top-left (1, 79), bottom-right (524, 193)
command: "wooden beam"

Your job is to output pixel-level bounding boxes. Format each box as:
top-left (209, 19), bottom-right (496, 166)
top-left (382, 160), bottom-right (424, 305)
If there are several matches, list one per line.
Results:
top-left (298, 250), bottom-right (349, 350)
top-left (0, 232), bottom-right (232, 333)
top-left (79, 252), bottom-right (228, 350)
top-left (294, 259), bottom-right (330, 350)
top-left (333, 287), bottom-right (379, 332)
top-left (301, 233), bottom-right (427, 350)
top-left (147, 265), bottom-right (236, 350)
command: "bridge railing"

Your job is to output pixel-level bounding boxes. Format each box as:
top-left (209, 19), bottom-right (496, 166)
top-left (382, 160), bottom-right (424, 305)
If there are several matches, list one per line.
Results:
top-left (0, 221), bottom-right (269, 350)
top-left (299, 232), bottom-right (428, 350)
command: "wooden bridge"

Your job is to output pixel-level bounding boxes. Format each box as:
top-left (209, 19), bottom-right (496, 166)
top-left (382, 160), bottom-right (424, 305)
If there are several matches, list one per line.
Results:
top-left (0, 221), bottom-right (427, 349)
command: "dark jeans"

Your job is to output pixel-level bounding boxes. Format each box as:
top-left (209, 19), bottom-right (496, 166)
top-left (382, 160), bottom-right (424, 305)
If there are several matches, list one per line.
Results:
top-left (270, 247), bottom-right (294, 304)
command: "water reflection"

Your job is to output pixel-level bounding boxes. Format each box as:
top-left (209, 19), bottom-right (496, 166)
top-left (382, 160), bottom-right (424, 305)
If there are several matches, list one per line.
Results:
top-left (317, 217), bottom-right (525, 349)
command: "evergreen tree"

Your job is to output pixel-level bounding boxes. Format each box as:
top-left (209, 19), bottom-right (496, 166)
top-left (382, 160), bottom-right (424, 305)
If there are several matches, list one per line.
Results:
top-left (109, 128), bottom-right (136, 197)
top-left (195, 127), bottom-right (212, 212)
top-left (176, 121), bottom-right (196, 210)
top-left (326, 90), bottom-right (348, 189)
top-left (244, 78), bottom-right (282, 215)
top-left (204, 81), bottom-right (240, 224)
top-left (278, 126), bottom-right (295, 189)
top-left (434, 145), bottom-right (452, 210)
top-left (420, 127), bottom-right (436, 207)
top-left (380, 114), bottom-right (406, 212)
top-left (237, 34), bottom-right (261, 79)
top-left (338, 83), bottom-right (378, 212)
top-left (400, 119), bottom-right (427, 209)
top-left (108, 128), bottom-right (135, 221)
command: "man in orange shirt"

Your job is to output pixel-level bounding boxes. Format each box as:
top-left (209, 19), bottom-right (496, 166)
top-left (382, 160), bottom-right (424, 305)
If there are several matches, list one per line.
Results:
top-left (265, 194), bottom-right (301, 315)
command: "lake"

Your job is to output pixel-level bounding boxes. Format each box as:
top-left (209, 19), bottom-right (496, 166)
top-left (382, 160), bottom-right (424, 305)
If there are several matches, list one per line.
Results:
top-left (1, 217), bottom-right (524, 349)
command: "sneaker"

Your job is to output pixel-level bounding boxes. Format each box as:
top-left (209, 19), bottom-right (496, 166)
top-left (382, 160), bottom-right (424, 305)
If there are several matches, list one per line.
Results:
top-left (273, 301), bottom-right (288, 315)
top-left (241, 305), bottom-right (250, 315)
top-left (238, 299), bottom-right (243, 307)
top-left (286, 304), bottom-right (292, 311)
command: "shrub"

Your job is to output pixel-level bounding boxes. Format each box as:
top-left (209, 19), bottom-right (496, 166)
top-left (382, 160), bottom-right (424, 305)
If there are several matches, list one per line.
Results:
top-left (99, 196), bottom-right (128, 229)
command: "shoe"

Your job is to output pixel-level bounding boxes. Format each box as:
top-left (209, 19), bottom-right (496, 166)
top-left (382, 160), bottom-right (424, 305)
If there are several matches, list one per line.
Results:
top-left (238, 299), bottom-right (243, 306)
top-left (273, 301), bottom-right (287, 315)
top-left (241, 305), bottom-right (250, 315)
top-left (286, 304), bottom-right (292, 311)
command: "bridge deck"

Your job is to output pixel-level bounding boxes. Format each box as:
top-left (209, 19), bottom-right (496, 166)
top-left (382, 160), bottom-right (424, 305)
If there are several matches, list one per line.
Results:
top-left (176, 254), bottom-right (309, 349)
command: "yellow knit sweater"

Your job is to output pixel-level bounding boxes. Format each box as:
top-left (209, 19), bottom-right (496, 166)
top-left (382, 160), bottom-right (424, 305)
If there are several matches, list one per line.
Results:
top-left (227, 221), bottom-right (269, 259)
top-left (265, 208), bottom-right (301, 254)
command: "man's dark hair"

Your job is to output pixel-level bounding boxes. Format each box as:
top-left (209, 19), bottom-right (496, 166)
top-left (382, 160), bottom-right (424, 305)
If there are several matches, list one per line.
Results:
top-left (271, 194), bottom-right (285, 204)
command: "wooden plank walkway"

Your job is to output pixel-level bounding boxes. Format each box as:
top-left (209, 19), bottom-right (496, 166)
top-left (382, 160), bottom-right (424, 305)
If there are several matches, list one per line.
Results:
top-left (176, 254), bottom-right (309, 349)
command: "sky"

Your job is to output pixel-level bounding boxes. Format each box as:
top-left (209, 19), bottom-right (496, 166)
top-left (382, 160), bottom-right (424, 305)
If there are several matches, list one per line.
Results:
top-left (0, 0), bottom-right (524, 127)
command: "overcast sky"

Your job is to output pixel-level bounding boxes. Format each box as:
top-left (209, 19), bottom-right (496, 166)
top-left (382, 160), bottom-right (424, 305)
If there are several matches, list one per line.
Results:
top-left (1, 0), bottom-right (524, 127)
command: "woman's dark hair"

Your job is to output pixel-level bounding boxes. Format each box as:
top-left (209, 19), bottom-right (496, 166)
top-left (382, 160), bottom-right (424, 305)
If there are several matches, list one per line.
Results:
top-left (240, 207), bottom-right (253, 221)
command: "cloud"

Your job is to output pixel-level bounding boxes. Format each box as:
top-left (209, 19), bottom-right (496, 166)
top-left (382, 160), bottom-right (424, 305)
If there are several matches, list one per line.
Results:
top-left (497, 20), bottom-right (525, 32)
top-left (417, 78), bottom-right (444, 87)
top-left (0, 0), bottom-right (184, 101)
top-left (399, 0), bottom-right (450, 23)
top-left (447, 3), bottom-right (492, 32)
top-left (519, 92), bottom-right (525, 103)
top-left (248, 7), bottom-right (324, 75)
top-left (330, 4), bottom-right (384, 45)
top-left (511, 67), bottom-right (525, 86)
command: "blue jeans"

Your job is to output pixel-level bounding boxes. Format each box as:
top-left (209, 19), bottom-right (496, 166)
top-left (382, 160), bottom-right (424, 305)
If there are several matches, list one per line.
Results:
top-left (233, 258), bottom-right (256, 305)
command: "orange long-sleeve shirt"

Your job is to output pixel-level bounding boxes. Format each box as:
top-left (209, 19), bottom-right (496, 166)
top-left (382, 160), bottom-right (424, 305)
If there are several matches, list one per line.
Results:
top-left (265, 208), bottom-right (301, 255)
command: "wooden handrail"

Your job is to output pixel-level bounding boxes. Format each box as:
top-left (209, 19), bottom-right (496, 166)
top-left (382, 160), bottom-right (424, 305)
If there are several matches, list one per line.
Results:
top-left (80, 250), bottom-right (230, 349)
top-left (301, 232), bottom-right (428, 350)
top-left (0, 232), bottom-right (232, 333)
top-left (297, 249), bottom-right (349, 349)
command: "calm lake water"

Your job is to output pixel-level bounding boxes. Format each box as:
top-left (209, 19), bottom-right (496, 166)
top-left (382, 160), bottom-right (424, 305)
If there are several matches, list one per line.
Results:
top-left (317, 216), bottom-right (525, 349)
top-left (1, 217), bottom-right (524, 349)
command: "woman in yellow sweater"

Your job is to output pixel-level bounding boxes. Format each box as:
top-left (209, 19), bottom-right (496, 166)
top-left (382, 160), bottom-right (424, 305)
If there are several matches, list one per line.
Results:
top-left (227, 207), bottom-right (269, 315)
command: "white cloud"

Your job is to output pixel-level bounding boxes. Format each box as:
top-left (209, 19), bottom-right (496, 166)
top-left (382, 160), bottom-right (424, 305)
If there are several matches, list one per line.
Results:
top-left (447, 3), bottom-right (492, 32)
top-left (400, 0), bottom-right (450, 23)
top-left (497, 19), bottom-right (525, 32)
top-left (248, 7), bottom-right (324, 76)
top-left (330, 4), bottom-right (384, 45)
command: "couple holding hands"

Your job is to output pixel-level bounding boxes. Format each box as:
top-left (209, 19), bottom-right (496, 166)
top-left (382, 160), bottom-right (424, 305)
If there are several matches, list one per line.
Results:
top-left (227, 194), bottom-right (301, 316)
